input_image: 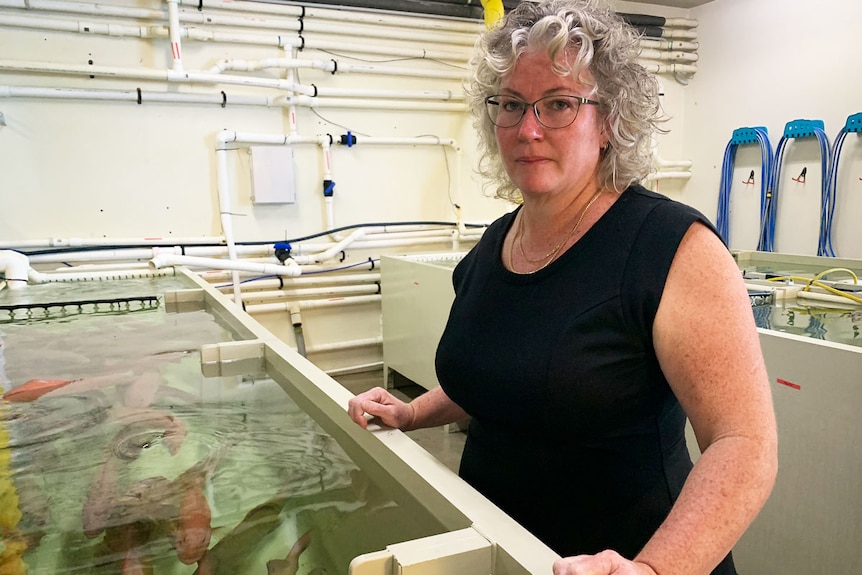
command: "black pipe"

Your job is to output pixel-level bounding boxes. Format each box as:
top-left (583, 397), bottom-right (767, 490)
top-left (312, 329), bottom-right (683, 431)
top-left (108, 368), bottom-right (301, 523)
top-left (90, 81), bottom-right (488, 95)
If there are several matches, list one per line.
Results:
top-left (618, 13), bottom-right (667, 28)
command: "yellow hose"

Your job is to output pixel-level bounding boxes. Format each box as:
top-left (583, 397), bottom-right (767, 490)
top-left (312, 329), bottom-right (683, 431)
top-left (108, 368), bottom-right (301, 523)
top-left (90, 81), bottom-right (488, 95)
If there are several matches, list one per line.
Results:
top-left (480, 0), bottom-right (505, 30)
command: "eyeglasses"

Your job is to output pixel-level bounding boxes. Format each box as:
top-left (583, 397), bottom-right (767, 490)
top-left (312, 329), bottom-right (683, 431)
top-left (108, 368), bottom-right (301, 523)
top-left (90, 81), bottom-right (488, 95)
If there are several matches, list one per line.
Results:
top-left (484, 94), bottom-right (599, 129)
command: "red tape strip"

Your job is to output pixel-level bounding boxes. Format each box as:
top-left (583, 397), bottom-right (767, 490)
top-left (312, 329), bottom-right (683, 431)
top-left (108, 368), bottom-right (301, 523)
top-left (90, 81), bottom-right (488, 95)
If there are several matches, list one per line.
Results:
top-left (777, 378), bottom-right (801, 390)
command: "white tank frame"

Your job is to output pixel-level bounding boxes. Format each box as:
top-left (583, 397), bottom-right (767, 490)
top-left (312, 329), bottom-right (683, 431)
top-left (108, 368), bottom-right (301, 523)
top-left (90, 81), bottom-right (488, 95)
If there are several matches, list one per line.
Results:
top-left (169, 267), bottom-right (560, 575)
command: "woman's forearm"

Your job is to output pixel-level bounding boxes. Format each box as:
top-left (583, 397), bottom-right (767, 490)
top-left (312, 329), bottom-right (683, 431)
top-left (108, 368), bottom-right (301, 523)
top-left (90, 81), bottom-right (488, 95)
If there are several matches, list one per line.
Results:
top-left (634, 433), bottom-right (777, 575)
top-left (404, 386), bottom-right (470, 431)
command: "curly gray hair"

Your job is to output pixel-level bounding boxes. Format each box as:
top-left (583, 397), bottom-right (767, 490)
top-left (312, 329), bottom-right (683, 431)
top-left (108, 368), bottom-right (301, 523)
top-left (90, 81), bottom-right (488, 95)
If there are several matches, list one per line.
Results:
top-left (467, 0), bottom-right (664, 200)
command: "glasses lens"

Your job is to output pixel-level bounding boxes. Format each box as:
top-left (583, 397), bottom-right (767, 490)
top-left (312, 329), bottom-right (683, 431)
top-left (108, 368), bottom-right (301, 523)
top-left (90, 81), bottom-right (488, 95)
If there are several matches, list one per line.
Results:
top-left (486, 96), bottom-right (524, 128)
top-left (535, 95), bottom-right (580, 129)
top-left (485, 95), bottom-right (583, 129)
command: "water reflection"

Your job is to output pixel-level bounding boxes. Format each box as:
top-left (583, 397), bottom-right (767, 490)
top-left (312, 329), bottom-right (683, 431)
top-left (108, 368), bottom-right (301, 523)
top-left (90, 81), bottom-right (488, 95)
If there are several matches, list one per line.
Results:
top-left (752, 301), bottom-right (862, 346)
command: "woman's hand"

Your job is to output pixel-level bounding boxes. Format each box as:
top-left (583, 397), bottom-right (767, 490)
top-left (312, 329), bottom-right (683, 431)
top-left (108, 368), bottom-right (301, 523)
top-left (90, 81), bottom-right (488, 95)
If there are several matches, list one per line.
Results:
top-left (346, 386), bottom-right (415, 430)
top-left (553, 551), bottom-right (657, 575)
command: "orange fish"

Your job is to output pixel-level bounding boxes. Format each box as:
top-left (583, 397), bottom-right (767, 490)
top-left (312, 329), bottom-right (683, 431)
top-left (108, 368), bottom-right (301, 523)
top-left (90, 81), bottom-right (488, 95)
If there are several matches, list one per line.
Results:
top-left (173, 481), bottom-right (211, 564)
top-left (82, 455), bottom-right (122, 539)
top-left (3, 379), bottom-right (78, 402)
top-left (172, 449), bottom-right (224, 565)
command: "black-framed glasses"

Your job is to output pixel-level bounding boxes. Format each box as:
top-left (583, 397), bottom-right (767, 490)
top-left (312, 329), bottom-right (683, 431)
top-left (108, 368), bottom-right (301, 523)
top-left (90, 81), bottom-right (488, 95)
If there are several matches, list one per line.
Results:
top-left (484, 94), bottom-right (599, 129)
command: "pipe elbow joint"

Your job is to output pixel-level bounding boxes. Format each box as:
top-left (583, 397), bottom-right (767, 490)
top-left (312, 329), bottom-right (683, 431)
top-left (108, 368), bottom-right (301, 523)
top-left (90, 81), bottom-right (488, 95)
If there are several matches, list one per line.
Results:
top-left (0, 249), bottom-right (32, 289)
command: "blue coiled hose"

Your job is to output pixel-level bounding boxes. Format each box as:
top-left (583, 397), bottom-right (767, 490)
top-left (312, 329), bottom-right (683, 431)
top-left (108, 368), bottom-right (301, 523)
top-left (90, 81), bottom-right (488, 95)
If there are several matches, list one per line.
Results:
top-left (825, 113), bottom-right (862, 258)
top-left (769, 121), bottom-right (832, 256)
top-left (716, 127), bottom-right (773, 250)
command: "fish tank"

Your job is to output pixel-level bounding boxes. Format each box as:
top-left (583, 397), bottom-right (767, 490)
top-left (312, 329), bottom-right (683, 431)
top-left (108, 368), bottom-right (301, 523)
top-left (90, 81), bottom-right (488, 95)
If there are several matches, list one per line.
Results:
top-left (0, 269), bottom-right (556, 575)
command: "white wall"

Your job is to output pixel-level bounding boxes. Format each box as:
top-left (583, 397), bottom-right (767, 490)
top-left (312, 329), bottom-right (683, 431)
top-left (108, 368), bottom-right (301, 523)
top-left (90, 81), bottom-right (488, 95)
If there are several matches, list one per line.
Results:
top-left (0, 0), bottom-right (503, 245)
top-left (684, 0), bottom-right (862, 258)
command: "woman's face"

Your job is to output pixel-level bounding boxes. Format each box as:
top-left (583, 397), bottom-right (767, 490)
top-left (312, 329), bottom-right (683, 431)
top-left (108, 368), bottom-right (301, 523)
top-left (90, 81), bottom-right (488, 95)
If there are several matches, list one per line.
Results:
top-left (496, 49), bottom-right (607, 200)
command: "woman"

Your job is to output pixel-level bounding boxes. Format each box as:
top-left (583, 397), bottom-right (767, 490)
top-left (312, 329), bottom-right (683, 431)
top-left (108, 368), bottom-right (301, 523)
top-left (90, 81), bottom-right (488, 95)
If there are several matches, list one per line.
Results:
top-left (347, 1), bottom-right (777, 574)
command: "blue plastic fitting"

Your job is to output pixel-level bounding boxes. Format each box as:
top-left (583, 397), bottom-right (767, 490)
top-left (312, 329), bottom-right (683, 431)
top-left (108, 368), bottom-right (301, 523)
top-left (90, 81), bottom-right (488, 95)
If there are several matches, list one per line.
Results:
top-left (274, 242), bottom-right (292, 264)
top-left (340, 131), bottom-right (356, 147)
top-left (844, 113), bottom-right (862, 133)
top-left (782, 119), bottom-right (825, 139)
top-left (730, 126), bottom-right (768, 145)
top-left (323, 179), bottom-right (335, 197)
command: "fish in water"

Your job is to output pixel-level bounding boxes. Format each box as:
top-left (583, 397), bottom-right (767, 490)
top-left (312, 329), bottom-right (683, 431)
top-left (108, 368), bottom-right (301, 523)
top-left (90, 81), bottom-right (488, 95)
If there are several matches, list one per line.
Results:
top-left (266, 530), bottom-right (312, 575)
top-left (82, 454), bottom-right (123, 539)
top-left (38, 371), bottom-right (138, 401)
top-left (173, 480), bottom-right (211, 564)
top-left (121, 545), bottom-right (155, 575)
top-left (2, 379), bottom-right (79, 402)
top-left (123, 371), bottom-right (164, 410)
top-left (193, 496), bottom-right (292, 575)
top-left (101, 521), bottom-right (157, 575)
top-left (171, 447), bottom-right (226, 565)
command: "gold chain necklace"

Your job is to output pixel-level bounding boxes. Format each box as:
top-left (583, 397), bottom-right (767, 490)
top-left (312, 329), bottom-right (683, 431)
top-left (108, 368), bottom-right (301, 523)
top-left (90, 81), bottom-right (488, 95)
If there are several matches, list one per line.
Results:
top-left (509, 189), bottom-right (605, 275)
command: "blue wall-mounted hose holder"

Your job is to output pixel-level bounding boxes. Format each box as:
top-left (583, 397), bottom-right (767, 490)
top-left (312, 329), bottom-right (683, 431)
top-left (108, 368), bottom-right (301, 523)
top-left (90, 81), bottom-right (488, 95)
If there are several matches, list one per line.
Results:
top-left (717, 126), bottom-right (774, 249)
top-left (783, 119), bottom-right (825, 139)
top-left (844, 113), bottom-right (862, 133)
top-left (730, 126), bottom-right (768, 145)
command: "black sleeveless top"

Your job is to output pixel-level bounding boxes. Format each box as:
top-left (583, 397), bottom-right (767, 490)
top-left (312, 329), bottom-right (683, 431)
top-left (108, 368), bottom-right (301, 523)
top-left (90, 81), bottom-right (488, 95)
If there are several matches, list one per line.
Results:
top-left (435, 185), bottom-right (735, 573)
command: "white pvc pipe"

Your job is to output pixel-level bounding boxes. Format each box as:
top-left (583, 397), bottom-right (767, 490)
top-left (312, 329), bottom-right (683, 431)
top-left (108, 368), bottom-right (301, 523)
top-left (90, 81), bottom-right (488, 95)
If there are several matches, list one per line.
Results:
top-left (0, 0), bottom-right (699, 64)
top-left (290, 229), bottom-right (367, 265)
top-left (659, 29), bottom-right (698, 40)
top-left (638, 48), bottom-right (699, 63)
top-left (222, 273), bottom-right (381, 292)
top-left (9, 231), bottom-right (477, 267)
top-left (638, 61), bottom-right (698, 75)
top-left (644, 171), bottom-right (692, 182)
top-left (149, 254), bottom-right (304, 277)
top-left (323, 361), bottom-right (384, 377)
top-left (0, 14), bottom-right (469, 63)
top-left (663, 18), bottom-right (699, 29)
top-left (342, 136), bottom-right (458, 147)
top-left (28, 267), bottom-right (175, 284)
top-left (181, 0), bottom-right (482, 35)
top-left (0, 60), bottom-right (461, 102)
top-left (796, 290), bottom-right (862, 307)
top-left (240, 284), bottom-right (380, 302)
top-left (0, 250), bottom-right (30, 290)
top-left (653, 154), bottom-right (693, 169)
top-left (196, 261), bottom-right (372, 282)
top-left (0, 0), bottom-right (161, 20)
top-left (25, 246), bottom-right (183, 264)
top-left (283, 96), bottom-right (466, 113)
top-left (639, 39), bottom-right (699, 52)
top-left (208, 57), bottom-right (468, 81)
top-left (0, 0), bottom-right (478, 46)
top-left (165, 0), bottom-right (183, 72)
top-left (244, 294), bottom-right (380, 314)
top-left (0, 14), bottom-right (155, 36)
top-left (0, 85), bottom-right (276, 107)
top-left (0, 235), bottom-right (226, 249)
top-left (307, 337), bottom-right (383, 354)
top-left (213, 131), bottom-right (332, 298)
